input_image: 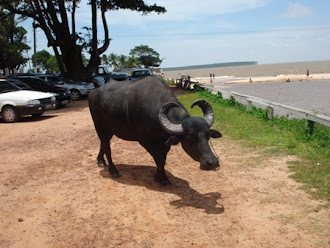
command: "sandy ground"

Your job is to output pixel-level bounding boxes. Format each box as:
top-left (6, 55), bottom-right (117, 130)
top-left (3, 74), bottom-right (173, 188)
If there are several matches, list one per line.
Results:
top-left (194, 73), bottom-right (330, 84)
top-left (0, 89), bottom-right (329, 248)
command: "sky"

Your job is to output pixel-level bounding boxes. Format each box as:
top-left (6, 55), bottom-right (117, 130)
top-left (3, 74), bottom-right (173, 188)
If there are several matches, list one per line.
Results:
top-left (23, 0), bottom-right (330, 68)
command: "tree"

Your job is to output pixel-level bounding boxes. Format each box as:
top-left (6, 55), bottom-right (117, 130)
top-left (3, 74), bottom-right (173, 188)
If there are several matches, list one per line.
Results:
top-left (0, 9), bottom-right (30, 75)
top-left (129, 45), bottom-right (163, 68)
top-left (31, 50), bottom-right (51, 72)
top-left (45, 55), bottom-right (59, 73)
top-left (1, 1), bottom-right (166, 80)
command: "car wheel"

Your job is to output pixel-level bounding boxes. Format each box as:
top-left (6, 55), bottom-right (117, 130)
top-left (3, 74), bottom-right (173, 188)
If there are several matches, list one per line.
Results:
top-left (70, 89), bottom-right (81, 101)
top-left (2, 106), bottom-right (20, 123)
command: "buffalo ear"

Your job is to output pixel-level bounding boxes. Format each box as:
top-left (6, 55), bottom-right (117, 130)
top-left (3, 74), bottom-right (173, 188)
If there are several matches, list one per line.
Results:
top-left (165, 135), bottom-right (181, 147)
top-left (210, 129), bottom-right (222, 138)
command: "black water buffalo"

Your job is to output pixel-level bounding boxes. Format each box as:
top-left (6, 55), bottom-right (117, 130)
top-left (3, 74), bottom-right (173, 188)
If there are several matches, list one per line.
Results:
top-left (88, 77), bottom-right (222, 185)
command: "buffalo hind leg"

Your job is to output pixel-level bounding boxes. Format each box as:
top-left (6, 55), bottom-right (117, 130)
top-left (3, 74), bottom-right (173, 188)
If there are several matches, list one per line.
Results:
top-left (98, 136), bottom-right (121, 178)
top-left (97, 144), bottom-right (106, 167)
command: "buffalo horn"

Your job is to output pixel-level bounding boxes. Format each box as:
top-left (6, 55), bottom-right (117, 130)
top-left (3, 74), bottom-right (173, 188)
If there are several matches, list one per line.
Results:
top-left (159, 102), bottom-right (184, 135)
top-left (191, 99), bottom-right (214, 127)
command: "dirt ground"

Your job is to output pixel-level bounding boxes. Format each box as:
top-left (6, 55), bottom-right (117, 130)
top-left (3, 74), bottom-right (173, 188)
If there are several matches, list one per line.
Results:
top-left (0, 89), bottom-right (329, 248)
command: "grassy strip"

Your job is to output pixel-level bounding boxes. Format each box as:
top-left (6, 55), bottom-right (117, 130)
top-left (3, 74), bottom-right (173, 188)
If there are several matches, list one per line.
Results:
top-left (177, 88), bottom-right (330, 201)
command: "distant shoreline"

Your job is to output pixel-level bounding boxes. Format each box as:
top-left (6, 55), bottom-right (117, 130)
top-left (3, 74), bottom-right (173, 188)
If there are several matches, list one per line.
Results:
top-left (163, 61), bottom-right (257, 71)
top-left (163, 60), bottom-right (330, 79)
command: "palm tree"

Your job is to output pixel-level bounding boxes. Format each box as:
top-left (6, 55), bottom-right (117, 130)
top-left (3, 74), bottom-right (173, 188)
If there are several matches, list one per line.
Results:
top-left (101, 54), bottom-right (109, 66)
top-left (118, 55), bottom-right (127, 71)
top-left (108, 53), bottom-right (119, 71)
top-left (127, 55), bottom-right (140, 68)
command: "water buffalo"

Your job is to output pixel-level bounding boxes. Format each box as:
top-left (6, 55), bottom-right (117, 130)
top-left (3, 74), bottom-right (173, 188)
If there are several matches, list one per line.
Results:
top-left (88, 77), bottom-right (222, 185)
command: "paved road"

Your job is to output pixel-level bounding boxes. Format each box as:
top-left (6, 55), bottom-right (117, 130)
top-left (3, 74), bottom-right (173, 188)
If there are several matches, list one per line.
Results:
top-left (209, 79), bottom-right (330, 117)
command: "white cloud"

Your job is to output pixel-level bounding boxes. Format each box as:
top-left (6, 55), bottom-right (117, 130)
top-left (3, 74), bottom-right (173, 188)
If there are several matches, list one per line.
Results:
top-left (282, 2), bottom-right (313, 18)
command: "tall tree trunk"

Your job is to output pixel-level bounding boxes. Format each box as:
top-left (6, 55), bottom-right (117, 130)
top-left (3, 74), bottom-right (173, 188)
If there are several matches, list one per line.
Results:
top-left (86, 0), bottom-right (100, 79)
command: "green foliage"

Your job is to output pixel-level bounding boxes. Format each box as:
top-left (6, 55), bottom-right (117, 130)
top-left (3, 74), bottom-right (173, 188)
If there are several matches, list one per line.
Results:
top-left (31, 50), bottom-right (51, 72)
top-left (101, 53), bottom-right (140, 71)
top-left (162, 77), bottom-right (175, 86)
top-left (45, 56), bottom-right (59, 73)
top-left (101, 44), bottom-right (163, 71)
top-left (129, 45), bottom-right (163, 68)
top-left (0, 12), bottom-right (30, 73)
top-left (179, 88), bottom-right (330, 200)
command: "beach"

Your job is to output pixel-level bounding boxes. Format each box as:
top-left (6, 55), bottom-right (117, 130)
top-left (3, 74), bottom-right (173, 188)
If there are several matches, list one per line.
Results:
top-left (163, 60), bottom-right (330, 82)
top-left (164, 60), bottom-right (330, 117)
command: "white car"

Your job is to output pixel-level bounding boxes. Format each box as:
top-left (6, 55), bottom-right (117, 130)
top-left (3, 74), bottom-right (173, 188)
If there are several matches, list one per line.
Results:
top-left (0, 79), bottom-right (56, 123)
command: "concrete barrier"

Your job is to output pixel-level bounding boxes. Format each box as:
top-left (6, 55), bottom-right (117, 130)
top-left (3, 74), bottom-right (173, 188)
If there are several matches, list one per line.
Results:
top-left (204, 87), bottom-right (330, 135)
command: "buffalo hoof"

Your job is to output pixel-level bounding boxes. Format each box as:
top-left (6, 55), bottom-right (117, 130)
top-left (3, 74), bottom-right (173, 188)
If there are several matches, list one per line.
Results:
top-left (97, 161), bottom-right (106, 167)
top-left (159, 179), bottom-right (171, 186)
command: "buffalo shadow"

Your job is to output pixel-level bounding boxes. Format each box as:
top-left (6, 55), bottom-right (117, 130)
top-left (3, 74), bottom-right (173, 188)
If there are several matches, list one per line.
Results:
top-left (99, 164), bottom-right (224, 215)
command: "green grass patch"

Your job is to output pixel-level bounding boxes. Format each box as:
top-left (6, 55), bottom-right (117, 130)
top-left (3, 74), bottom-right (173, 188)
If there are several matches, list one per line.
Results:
top-left (177, 88), bottom-right (330, 201)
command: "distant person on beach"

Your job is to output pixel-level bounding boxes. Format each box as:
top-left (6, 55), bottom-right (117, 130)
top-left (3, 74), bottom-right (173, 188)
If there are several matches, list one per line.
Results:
top-left (210, 73), bottom-right (212, 83)
top-left (306, 69), bottom-right (309, 78)
top-left (213, 73), bottom-right (215, 79)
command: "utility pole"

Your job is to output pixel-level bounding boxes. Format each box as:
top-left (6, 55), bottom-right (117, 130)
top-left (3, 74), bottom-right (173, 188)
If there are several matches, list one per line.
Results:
top-left (33, 19), bottom-right (37, 73)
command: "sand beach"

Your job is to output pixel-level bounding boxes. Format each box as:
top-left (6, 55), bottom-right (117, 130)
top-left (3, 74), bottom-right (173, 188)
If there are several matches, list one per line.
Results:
top-left (163, 60), bottom-right (330, 84)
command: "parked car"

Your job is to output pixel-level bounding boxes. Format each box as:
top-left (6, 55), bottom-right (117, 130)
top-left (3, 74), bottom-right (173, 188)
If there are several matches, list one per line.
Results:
top-left (110, 72), bottom-right (128, 81)
top-left (91, 74), bottom-right (105, 88)
top-left (37, 74), bottom-right (95, 101)
top-left (129, 69), bottom-right (153, 81)
top-left (7, 72), bottom-right (44, 78)
top-left (97, 65), bottom-right (128, 82)
top-left (6, 78), bottom-right (33, 90)
top-left (0, 79), bottom-right (56, 123)
top-left (8, 76), bottom-right (71, 107)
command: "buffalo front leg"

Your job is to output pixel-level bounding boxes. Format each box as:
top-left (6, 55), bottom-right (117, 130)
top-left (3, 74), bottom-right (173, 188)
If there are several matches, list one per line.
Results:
top-left (143, 144), bottom-right (170, 185)
top-left (154, 157), bottom-right (171, 186)
top-left (98, 137), bottom-right (121, 178)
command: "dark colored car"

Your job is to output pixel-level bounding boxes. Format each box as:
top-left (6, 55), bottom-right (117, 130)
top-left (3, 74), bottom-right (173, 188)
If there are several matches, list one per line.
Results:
top-left (110, 72), bottom-right (128, 81)
top-left (129, 69), bottom-right (153, 81)
top-left (97, 65), bottom-right (128, 82)
top-left (7, 72), bottom-right (44, 78)
top-left (8, 76), bottom-right (71, 107)
top-left (7, 78), bottom-right (33, 90)
top-left (38, 74), bottom-right (95, 101)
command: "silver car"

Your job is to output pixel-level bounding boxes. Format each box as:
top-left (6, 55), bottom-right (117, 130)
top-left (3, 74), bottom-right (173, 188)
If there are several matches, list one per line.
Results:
top-left (38, 74), bottom-right (95, 101)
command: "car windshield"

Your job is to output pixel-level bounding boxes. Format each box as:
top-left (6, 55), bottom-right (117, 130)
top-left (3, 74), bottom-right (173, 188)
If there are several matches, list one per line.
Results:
top-left (132, 70), bottom-right (150, 77)
top-left (0, 81), bottom-right (21, 93)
